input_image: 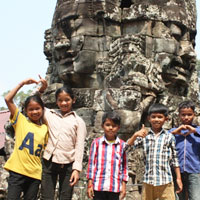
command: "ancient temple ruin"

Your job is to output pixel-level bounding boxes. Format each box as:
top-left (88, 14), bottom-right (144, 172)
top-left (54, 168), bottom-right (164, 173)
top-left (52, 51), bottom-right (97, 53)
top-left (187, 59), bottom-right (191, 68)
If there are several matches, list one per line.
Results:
top-left (43, 0), bottom-right (199, 131)
top-left (40, 0), bottom-right (199, 199)
top-left (0, 0), bottom-right (199, 199)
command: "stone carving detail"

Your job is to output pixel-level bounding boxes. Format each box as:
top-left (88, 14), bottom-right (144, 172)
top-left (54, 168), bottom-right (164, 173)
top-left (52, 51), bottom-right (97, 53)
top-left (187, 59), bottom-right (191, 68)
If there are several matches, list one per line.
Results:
top-left (42, 0), bottom-right (198, 198)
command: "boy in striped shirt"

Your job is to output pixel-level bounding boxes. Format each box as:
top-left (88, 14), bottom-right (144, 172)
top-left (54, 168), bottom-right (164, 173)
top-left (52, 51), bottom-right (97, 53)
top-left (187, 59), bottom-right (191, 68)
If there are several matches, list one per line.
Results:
top-left (127, 103), bottom-right (183, 200)
top-left (87, 111), bottom-right (128, 200)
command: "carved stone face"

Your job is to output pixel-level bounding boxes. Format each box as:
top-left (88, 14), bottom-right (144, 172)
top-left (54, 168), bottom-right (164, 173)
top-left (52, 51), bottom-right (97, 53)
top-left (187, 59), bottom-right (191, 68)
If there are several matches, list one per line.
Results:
top-left (44, 0), bottom-right (197, 132)
top-left (46, 0), bottom-right (121, 88)
top-left (46, 0), bottom-right (196, 92)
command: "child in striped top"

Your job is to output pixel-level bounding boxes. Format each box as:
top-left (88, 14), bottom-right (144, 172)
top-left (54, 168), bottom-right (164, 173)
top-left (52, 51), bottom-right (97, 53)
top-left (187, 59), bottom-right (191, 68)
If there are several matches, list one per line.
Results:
top-left (87, 111), bottom-right (128, 200)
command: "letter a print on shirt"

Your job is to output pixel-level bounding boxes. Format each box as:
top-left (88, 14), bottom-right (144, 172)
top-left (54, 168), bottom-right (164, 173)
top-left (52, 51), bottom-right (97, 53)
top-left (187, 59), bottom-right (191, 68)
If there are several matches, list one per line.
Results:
top-left (19, 132), bottom-right (34, 155)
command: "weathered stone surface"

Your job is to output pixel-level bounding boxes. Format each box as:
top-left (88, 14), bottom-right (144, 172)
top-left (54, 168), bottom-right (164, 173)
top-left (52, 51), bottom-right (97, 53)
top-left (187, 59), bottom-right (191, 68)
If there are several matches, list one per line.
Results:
top-left (0, 134), bottom-right (14, 199)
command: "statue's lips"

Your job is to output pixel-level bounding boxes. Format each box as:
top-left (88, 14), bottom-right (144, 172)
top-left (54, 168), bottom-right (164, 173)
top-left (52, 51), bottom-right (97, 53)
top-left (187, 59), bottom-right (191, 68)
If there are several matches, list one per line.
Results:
top-left (59, 67), bottom-right (74, 75)
top-left (59, 58), bottom-right (73, 65)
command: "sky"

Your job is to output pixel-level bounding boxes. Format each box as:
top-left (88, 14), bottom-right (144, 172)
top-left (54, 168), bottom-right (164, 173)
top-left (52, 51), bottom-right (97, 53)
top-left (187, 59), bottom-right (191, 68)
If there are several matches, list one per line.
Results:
top-left (0, 0), bottom-right (200, 108)
top-left (0, 1), bottom-right (57, 107)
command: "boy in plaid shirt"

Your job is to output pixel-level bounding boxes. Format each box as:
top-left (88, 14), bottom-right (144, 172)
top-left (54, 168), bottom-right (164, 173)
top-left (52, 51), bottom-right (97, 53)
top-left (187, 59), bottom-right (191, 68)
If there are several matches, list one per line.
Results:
top-left (127, 103), bottom-right (182, 200)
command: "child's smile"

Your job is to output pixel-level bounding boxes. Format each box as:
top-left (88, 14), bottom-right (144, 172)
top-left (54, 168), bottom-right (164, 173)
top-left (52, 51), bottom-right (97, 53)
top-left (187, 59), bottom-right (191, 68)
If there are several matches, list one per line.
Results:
top-left (56, 91), bottom-right (75, 115)
top-left (148, 113), bottom-right (167, 134)
top-left (26, 100), bottom-right (43, 125)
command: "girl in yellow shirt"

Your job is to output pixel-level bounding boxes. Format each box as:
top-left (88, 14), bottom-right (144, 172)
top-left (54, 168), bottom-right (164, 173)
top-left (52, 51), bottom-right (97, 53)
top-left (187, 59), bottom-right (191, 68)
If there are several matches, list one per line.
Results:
top-left (4, 78), bottom-right (48, 200)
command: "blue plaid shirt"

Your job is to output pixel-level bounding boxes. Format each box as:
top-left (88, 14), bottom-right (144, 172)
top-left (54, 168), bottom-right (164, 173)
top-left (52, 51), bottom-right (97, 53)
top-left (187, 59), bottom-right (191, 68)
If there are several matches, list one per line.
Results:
top-left (132, 129), bottom-right (179, 186)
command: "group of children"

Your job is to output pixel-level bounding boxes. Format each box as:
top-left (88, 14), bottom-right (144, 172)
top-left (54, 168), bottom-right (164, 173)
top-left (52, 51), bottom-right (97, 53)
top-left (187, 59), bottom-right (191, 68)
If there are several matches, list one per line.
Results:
top-left (87, 101), bottom-right (200, 200)
top-left (3, 76), bottom-right (200, 200)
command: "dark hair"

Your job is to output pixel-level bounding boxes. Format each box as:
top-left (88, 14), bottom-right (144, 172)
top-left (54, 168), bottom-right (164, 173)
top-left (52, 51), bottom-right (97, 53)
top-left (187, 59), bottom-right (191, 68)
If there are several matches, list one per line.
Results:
top-left (55, 86), bottom-right (74, 100)
top-left (178, 100), bottom-right (195, 112)
top-left (24, 95), bottom-right (44, 110)
top-left (148, 103), bottom-right (168, 117)
top-left (102, 111), bottom-right (121, 126)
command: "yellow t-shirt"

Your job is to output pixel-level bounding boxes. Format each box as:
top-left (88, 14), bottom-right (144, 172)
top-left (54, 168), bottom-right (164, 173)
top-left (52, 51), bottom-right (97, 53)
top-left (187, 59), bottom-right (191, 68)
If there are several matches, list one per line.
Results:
top-left (4, 108), bottom-right (48, 180)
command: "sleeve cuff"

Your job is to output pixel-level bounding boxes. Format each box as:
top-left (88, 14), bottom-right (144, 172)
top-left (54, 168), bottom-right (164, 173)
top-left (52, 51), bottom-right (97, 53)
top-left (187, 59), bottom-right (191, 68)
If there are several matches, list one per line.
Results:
top-left (72, 161), bottom-right (82, 172)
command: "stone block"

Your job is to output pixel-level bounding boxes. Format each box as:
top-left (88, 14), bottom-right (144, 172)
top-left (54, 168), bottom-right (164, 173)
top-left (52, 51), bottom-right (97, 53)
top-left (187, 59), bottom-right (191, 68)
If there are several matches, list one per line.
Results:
top-left (75, 108), bottom-right (96, 127)
top-left (154, 38), bottom-right (179, 54)
top-left (73, 88), bottom-right (96, 108)
top-left (122, 21), bottom-right (151, 36)
top-left (74, 50), bottom-right (96, 73)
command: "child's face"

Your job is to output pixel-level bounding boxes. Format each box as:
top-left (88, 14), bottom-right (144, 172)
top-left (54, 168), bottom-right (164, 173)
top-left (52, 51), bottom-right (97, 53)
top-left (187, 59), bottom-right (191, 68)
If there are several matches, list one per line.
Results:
top-left (148, 113), bottom-right (167, 133)
top-left (56, 91), bottom-right (75, 115)
top-left (102, 118), bottom-right (120, 141)
top-left (179, 108), bottom-right (194, 125)
top-left (26, 100), bottom-right (43, 125)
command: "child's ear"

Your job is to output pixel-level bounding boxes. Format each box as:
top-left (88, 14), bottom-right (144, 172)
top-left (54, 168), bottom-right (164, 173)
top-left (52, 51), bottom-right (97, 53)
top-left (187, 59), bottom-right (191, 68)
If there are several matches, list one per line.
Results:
top-left (165, 116), bottom-right (169, 121)
top-left (72, 98), bottom-right (76, 104)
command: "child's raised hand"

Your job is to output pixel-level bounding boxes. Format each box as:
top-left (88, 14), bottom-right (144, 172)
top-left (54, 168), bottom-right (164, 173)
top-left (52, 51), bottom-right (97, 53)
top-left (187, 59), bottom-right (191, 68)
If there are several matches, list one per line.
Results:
top-left (172, 125), bottom-right (196, 137)
top-left (184, 125), bottom-right (196, 136)
top-left (38, 75), bottom-right (47, 93)
top-left (135, 124), bottom-right (148, 138)
top-left (127, 124), bottom-right (147, 146)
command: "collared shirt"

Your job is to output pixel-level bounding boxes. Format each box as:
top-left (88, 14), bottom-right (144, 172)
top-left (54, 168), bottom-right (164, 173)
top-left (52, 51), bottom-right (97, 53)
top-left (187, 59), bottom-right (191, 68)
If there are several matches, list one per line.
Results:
top-left (43, 108), bottom-right (87, 171)
top-left (169, 125), bottom-right (200, 173)
top-left (132, 129), bottom-right (179, 186)
top-left (87, 135), bottom-right (129, 193)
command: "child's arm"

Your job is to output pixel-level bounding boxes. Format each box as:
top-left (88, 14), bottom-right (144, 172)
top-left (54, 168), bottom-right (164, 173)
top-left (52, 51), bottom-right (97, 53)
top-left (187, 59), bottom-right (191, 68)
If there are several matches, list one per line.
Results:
top-left (173, 167), bottom-right (183, 193)
top-left (120, 181), bottom-right (126, 200)
top-left (71, 119), bottom-right (87, 185)
top-left (170, 135), bottom-right (183, 193)
top-left (87, 140), bottom-right (98, 198)
top-left (184, 125), bottom-right (198, 136)
top-left (127, 124), bottom-right (147, 146)
top-left (120, 144), bottom-right (129, 199)
top-left (5, 78), bottom-right (38, 118)
top-left (171, 125), bottom-right (198, 137)
top-left (170, 125), bottom-right (186, 135)
top-left (87, 179), bottom-right (94, 199)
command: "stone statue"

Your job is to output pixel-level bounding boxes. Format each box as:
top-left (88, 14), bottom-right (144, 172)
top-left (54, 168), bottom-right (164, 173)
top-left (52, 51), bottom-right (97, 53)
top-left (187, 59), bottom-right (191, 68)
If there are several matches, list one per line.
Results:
top-left (44, 0), bottom-right (198, 133)
top-left (42, 0), bottom-right (198, 198)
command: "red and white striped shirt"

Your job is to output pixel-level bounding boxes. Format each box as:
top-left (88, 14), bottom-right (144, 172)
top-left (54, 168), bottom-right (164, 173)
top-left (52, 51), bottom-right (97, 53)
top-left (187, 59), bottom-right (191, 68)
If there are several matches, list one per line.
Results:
top-left (87, 135), bottom-right (128, 193)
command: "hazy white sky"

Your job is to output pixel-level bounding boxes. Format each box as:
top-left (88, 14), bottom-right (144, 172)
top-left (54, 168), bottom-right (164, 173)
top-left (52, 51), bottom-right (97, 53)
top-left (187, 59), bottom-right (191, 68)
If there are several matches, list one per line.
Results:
top-left (0, 0), bottom-right (199, 108)
top-left (0, 0), bottom-right (57, 107)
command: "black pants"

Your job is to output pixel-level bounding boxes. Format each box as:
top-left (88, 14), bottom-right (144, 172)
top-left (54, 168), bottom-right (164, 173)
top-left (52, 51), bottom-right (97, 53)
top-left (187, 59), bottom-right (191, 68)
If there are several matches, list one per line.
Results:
top-left (7, 171), bottom-right (40, 200)
top-left (94, 191), bottom-right (120, 200)
top-left (41, 158), bottom-right (73, 200)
